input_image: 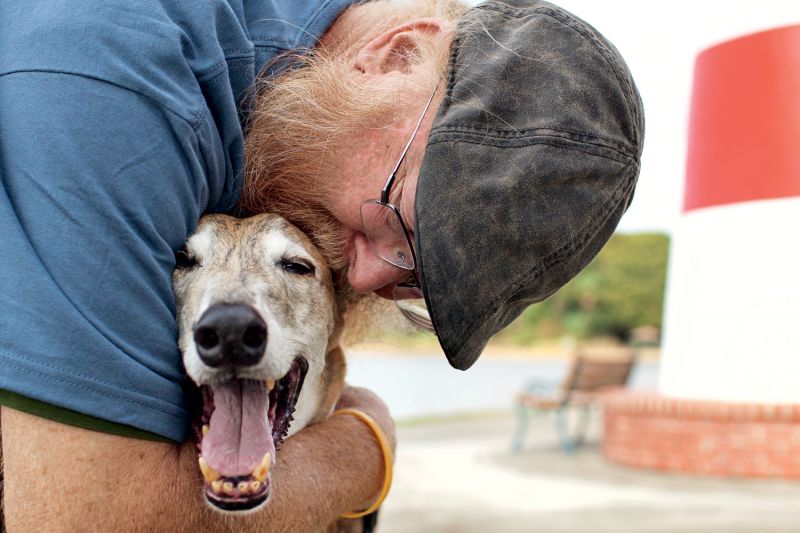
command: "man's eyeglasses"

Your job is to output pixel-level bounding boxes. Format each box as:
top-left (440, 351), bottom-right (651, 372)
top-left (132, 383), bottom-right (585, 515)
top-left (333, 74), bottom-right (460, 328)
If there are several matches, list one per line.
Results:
top-left (359, 85), bottom-right (439, 332)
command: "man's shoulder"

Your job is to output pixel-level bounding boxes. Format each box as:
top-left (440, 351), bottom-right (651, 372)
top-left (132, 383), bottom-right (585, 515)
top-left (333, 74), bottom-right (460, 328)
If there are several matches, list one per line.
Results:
top-left (1, 0), bottom-right (252, 115)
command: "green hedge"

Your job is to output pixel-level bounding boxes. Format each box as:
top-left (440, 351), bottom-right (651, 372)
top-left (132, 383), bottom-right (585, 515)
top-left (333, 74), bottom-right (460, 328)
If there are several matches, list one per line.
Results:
top-left (496, 232), bottom-right (670, 343)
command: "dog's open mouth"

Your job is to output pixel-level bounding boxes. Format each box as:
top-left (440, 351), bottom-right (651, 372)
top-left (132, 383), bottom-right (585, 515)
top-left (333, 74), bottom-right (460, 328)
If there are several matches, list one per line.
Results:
top-left (192, 356), bottom-right (308, 512)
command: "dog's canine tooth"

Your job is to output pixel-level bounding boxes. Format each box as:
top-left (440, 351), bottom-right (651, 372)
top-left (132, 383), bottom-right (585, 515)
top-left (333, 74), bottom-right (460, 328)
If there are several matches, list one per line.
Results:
top-left (267, 379), bottom-right (275, 391)
top-left (202, 424), bottom-right (209, 437)
top-left (222, 481), bottom-right (235, 495)
top-left (211, 480), bottom-right (223, 494)
top-left (199, 457), bottom-right (221, 483)
top-left (250, 480), bottom-right (261, 492)
top-left (238, 481), bottom-right (250, 494)
top-left (252, 452), bottom-right (272, 482)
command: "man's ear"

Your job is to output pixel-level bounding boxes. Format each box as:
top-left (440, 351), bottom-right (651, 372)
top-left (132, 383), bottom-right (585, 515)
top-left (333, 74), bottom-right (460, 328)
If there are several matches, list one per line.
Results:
top-left (355, 19), bottom-right (450, 75)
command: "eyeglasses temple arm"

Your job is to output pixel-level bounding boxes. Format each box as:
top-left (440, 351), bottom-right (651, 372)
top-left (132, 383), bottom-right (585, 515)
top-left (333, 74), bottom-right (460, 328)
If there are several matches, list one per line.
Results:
top-left (380, 85), bottom-right (440, 204)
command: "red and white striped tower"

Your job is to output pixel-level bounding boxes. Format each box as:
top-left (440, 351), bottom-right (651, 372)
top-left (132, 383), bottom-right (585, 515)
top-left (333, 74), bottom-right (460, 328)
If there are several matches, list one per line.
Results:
top-left (603, 25), bottom-right (800, 477)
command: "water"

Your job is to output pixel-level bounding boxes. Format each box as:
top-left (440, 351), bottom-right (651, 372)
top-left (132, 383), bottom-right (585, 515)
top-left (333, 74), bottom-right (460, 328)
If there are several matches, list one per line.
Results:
top-left (345, 351), bottom-right (658, 420)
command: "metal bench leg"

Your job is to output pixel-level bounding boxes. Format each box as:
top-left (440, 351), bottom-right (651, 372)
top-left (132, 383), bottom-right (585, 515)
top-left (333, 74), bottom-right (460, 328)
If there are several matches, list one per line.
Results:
top-left (511, 402), bottom-right (530, 453)
top-left (555, 404), bottom-right (591, 454)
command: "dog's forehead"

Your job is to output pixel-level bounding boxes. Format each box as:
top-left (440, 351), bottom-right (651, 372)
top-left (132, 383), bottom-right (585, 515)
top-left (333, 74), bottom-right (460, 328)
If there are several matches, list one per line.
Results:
top-left (244, 215), bottom-right (326, 265)
top-left (187, 216), bottom-right (247, 261)
top-left (187, 222), bottom-right (219, 258)
top-left (260, 229), bottom-right (310, 260)
top-left (190, 213), bottom-right (326, 266)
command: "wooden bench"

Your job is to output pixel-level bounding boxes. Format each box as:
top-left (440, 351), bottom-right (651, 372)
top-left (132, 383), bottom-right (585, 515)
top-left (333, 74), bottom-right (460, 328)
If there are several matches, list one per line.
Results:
top-left (511, 348), bottom-right (636, 453)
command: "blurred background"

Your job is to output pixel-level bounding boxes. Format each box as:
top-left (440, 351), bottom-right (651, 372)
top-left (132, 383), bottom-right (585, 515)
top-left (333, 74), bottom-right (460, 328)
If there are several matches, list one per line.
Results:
top-left (345, 1), bottom-right (800, 532)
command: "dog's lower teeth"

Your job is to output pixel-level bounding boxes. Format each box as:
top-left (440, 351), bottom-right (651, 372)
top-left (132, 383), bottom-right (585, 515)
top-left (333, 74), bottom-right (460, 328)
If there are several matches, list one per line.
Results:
top-left (251, 480), bottom-right (261, 492)
top-left (238, 481), bottom-right (250, 494)
top-left (199, 457), bottom-right (221, 483)
top-left (222, 481), bottom-right (235, 495)
top-left (211, 480), bottom-right (223, 494)
top-left (202, 424), bottom-right (209, 436)
top-left (252, 452), bottom-right (271, 482)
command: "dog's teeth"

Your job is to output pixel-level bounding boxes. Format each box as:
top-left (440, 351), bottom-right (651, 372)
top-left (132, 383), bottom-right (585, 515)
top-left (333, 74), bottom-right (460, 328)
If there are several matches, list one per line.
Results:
top-left (198, 457), bottom-right (221, 483)
top-left (266, 379), bottom-right (275, 391)
top-left (211, 480), bottom-right (223, 494)
top-left (250, 480), bottom-right (261, 492)
top-left (202, 424), bottom-right (209, 437)
top-left (252, 452), bottom-right (272, 482)
top-left (238, 481), bottom-right (250, 494)
top-left (222, 481), bottom-right (235, 495)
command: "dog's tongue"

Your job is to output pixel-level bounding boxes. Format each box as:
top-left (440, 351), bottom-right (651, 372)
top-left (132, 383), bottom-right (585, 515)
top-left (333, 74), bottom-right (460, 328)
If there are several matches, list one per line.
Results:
top-left (201, 380), bottom-right (274, 477)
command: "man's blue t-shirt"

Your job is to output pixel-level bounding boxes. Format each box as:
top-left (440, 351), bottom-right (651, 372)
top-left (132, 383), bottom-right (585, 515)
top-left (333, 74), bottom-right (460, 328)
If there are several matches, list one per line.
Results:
top-left (0, 0), bottom-right (354, 442)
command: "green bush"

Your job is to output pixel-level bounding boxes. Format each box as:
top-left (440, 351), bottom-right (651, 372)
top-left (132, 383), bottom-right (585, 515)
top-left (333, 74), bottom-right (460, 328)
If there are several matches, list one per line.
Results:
top-left (497, 232), bottom-right (669, 343)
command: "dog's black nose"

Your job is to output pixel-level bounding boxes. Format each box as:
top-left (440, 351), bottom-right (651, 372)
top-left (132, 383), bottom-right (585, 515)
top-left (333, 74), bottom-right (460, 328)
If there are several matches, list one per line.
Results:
top-left (193, 304), bottom-right (267, 368)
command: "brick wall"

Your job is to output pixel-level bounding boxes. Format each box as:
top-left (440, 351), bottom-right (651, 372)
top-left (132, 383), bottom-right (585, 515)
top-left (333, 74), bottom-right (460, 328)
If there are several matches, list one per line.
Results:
top-left (602, 390), bottom-right (800, 478)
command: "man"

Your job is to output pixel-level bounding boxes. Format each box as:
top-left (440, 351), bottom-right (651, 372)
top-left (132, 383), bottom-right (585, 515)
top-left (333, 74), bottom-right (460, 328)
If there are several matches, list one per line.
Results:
top-left (0, 0), bottom-right (643, 531)
top-left (241, 0), bottom-right (643, 370)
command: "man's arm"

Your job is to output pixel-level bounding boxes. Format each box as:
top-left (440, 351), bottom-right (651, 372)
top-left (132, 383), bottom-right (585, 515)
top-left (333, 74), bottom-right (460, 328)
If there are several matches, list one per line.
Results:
top-left (2, 386), bottom-right (393, 532)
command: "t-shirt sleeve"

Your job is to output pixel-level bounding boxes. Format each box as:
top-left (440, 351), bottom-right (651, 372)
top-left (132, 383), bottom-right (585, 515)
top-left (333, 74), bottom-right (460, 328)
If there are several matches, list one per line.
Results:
top-left (0, 72), bottom-right (213, 441)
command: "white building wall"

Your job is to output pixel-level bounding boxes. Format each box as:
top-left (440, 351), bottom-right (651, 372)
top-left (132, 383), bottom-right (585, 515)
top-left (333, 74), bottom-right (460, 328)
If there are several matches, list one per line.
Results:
top-left (659, 196), bottom-right (800, 403)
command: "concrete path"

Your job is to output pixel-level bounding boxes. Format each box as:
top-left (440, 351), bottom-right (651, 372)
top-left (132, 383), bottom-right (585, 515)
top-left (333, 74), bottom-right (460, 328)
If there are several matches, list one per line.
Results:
top-left (378, 413), bottom-right (800, 532)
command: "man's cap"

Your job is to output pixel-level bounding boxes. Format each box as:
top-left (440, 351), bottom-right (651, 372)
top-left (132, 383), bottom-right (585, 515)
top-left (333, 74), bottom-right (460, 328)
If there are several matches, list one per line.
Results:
top-left (414, 0), bottom-right (644, 370)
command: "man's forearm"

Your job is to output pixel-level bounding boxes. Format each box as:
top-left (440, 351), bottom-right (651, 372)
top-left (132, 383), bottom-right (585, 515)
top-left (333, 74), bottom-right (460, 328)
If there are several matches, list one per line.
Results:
top-left (2, 407), bottom-right (387, 532)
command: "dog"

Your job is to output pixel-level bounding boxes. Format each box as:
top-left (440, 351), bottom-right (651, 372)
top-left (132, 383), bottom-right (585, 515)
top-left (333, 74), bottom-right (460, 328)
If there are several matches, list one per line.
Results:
top-left (173, 213), bottom-right (347, 514)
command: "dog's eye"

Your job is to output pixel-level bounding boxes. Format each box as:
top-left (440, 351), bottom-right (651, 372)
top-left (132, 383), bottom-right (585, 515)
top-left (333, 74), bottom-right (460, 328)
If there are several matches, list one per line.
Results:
top-left (175, 249), bottom-right (199, 270)
top-left (279, 258), bottom-right (315, 276)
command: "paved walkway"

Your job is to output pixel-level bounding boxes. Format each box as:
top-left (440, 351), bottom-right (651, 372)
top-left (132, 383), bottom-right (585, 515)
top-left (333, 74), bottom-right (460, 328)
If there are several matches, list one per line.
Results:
top-left (379, 413), bottom-right (800, 532)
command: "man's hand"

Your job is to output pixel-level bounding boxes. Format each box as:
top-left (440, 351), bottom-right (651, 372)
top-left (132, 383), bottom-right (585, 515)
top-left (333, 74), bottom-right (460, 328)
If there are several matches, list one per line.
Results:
top-left (1, 386), bottom-right (394, 532)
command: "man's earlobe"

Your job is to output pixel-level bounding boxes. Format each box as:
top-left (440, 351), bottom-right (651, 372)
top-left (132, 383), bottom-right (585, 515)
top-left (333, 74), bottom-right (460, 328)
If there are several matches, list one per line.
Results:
top-left (356, 19), bottom-right (450, 75)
